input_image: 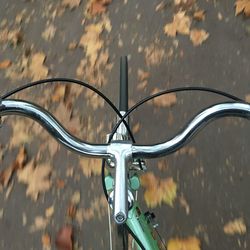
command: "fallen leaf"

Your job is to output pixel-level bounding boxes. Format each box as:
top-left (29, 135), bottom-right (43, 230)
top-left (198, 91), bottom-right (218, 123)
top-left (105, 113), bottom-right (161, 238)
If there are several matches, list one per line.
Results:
top-left (155, 1), bottom-right (167, 12)
top-left (10, 120), bottom-right (32, 147)
top-left (87, 0), bottom-right (112, 16)
top-left (67, 41), bottom-right (77, 50)
top-left (190, 29), bottom-right (209, 46)
top-left (164, 11), bottom-right (192, 37)
top-left (51, 85), bottom-right (67, 102)
top-left (56, 179), bottom-right (65, 189)
top-left (42, 24), bottom-right (56, 41)
top-left (235, 0), bottom-right (250, 16)
top-left (144, 44), bottom-right (165, 66)
top-left (245, 94), bottom-right (250, 102)
top-left (0, 59), bottom-right (12, 69)
top-left (0, 28), bottom-right (23, 45)
top-left (174, 146), bottom-right (196, 157)
top-left (193, 10), bottom-right (205, 21)
top-left (29, 52), bottom-right (49, 81)
top-left (0, 146), bottom-right (27, 187)
top-left (17, 160), bottom-right (52, 200)
top-left (137, 69), bottom-right (150, 81)
top-left (42, 233), bottom-right (51, 250)
top-left (167, 236), bottom-right (201, 250)
top-left (132, 122), bottom-right (141, 134)
top-left (150, 88), bottom-right (177, 108)
top-left (30, 216), bottom-right (49, 232)
top-left (79, 158), bottom-right (102, 177)
top-left (55, 225), bottom-right (73, 250)
top-left (54, 102), bottom-right (81, 134)
top-left (140, 172), bottom-right (177, 208)
top-left (223, 218), bottom-right (247, 235)
top-left (71, 191), bottom-right (81, 205)
top-left (45, 205), bottom-right (54, 218)
top-left (62, 0), bottom-right (81, 9)
top-left (179, 195), bottom-right (190, 215)
top-left (79, 23), bottom-right (104, 67)
top-left (67, 204), bottom-right (77, 219)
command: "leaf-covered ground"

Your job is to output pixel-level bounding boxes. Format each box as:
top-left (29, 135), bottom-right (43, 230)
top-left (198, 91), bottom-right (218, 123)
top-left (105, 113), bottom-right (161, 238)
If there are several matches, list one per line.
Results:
top-left (1, 0), bottom-right (250, 249)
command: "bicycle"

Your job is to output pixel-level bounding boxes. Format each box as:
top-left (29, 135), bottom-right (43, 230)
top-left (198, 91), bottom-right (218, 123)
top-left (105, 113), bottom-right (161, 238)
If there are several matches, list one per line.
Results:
top-left (0, 56), bottom-right (249, 249)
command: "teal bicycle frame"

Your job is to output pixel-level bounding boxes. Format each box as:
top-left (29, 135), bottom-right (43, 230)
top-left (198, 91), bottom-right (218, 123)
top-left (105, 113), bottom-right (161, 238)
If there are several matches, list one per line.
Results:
top-left (105, 174), bottom-right (164, 250)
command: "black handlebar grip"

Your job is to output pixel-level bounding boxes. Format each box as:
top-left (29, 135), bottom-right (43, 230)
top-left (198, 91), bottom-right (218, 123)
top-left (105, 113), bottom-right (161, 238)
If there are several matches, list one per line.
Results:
top-left (119, 56), bottom-right (128, 112)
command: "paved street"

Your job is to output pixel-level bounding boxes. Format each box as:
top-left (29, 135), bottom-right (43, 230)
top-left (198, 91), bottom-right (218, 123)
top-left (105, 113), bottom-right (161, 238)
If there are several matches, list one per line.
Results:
top-left (1, 0), bottom-right (250, 249)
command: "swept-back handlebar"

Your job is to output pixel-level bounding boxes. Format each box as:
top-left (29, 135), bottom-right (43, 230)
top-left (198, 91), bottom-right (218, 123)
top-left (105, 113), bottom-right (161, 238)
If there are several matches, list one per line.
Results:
top-left (1, 99), bottom-right (250, 223)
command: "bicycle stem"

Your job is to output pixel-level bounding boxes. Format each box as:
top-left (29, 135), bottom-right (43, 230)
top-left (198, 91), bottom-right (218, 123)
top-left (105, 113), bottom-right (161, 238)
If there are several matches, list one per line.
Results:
top-left (107, 142), bottom-right (132, 224)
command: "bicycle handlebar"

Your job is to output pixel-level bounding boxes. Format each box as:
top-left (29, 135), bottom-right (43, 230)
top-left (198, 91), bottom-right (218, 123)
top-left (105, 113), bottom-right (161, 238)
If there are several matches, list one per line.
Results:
top-left (1, 99), bottom-right (250, 223)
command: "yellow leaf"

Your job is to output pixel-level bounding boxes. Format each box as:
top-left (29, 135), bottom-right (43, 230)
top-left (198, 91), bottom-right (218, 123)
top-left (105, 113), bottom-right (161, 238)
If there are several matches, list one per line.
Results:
top-left (167, 236), bottom-right (201, 250)
top-left (141, 172), bottom-right (177, 208)
top-left (223, 218), bottom-right (247, 235)
top-left (161, 178), bottom-right (177, 207)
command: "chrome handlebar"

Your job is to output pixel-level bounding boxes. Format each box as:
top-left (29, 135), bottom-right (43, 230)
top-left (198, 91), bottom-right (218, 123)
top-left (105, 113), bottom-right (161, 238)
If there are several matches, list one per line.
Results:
top-left (1, 99), bottom-right (250, 224)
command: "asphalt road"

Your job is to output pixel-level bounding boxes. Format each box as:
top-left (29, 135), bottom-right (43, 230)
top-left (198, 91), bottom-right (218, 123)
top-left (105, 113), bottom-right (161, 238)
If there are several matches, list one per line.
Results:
top-left (1, 0), bottom-right (250, 249)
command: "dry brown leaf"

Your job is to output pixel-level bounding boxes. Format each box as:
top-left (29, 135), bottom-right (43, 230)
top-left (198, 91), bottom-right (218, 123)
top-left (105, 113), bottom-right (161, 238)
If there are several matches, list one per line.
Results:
top-left (54, 102), bottom-right (81, 134)
top-left (42, 233), bottom-right (51, 250)
top-left (140, 172), bottom-right (177, 208)
top-left (235, 0), bottom-right (250, 16)
top-left (190, 29), bottom-right (209, 46)
top-left (193, 10), bottom-right (205, 21)
top-left (164, 11), bottom-right (192, 37)
top-left (144, 44), bottom-right (165, 66)
top-left (29, 216), bottom-right (49, 232)
top-left (71, 191), bottom-right (81, 205)
top-left (67, 41), bottom-right (77, 50)
top-left (155, 1), bottom-right (167, 12)
top-left (179, 195), bottom-right (190, 215)
top-left (0, 28), bottom-right (23, 45)
top-left (42, 24), bottom-right (56, 41)
top-left (87, 0), bottom-right (112, 16)
top-left (137, 80), bottom-right (148, 91)
top-left (51, 85), bottom-right (67, 102)
top-left (0, 59), bottom-right (12, 69)
top-left (0, 146), bottom-right (27, 187)
top-left (79, 23), bottom-right (104, 67)
top-left (67, 204), bottom-right (77, 219)
top-left (10, 120), bottom-right (32, 147)
top-left (55, 225), bottom-right (73, 250)
top-left (150, 88), bottom-right (177, 108)
top-left (79, 158), bottom-right (102, 177)
top-left (167, 236), bottom-right (201, 250)
top-left (245, 94), bottom-right (250, 102)
top-left (17, 160), bottom-right (52, 200)
top-left (174, 146), bottom-right (196, 157)
top-left (29, 52), bottom-right (49, 81)
top-left (62, 0), bottom-right (81, 9)
top-left (137, 69), bottom-right (150, 81)
top-left (56, 179), bottom-right (66, 189)
top-left (132, 122), bottom-right (141, 134)
top-left (223, 218), bottom-right (247, 235)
